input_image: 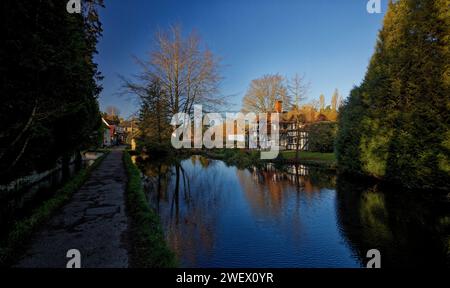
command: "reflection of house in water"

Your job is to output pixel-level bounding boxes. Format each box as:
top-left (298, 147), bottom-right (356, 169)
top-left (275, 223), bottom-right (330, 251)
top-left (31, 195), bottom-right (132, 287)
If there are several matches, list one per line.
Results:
top-left (265, 163), bottom-right (309, 178)
top-left (238, 169), bottom-right (285, 216)
top-left (262, 163), bottom-right (309, 189)
top-left (238, 163), bottom-right (325, 218)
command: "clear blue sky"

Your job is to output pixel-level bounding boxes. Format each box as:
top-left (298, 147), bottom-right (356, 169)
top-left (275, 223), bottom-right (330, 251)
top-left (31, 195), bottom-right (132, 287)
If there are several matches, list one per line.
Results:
top-left (96, 0), bottom-right (388, 118)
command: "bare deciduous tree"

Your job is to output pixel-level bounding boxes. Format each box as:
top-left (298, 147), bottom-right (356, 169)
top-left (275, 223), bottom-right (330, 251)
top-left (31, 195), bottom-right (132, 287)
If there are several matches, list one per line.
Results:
top-left (121, 25), bottom-right (224, 146)
top-left (288, 73), bottom-right (309, 109)
top-left (287, 74), bottom-right (309, 159)
top-left (124, 24), bottom-right (223, 117)
top-left (242, 74), bottom-right (290, 113)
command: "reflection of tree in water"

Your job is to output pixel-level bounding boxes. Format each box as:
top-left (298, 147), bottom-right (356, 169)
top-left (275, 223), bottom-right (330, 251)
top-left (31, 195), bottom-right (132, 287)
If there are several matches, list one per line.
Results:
top-left (138, 155), bottom-right (226, 267)
top-left (359, 188), bottom-right (392, 244)
top-left (236, 167), bottom-right (305, 247)
top-left (336, 177), bottom-right (449, 268)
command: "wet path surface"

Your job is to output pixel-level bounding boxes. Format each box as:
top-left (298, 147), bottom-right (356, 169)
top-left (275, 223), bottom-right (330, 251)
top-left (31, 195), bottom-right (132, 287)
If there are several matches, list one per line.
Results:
top-left (16, 148), bottom-right (129, 268)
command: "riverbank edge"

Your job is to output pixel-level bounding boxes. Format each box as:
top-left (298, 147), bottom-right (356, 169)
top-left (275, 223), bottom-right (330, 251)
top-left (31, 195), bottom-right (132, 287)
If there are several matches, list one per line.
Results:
top-left (279, 151), bottom-right (337, 169)
top-left (191, 149), bottom-right (337, 169)
top-left (123, 151), bottom-right (177, 268)
top-left (0, 151), bottom-right (110, 267)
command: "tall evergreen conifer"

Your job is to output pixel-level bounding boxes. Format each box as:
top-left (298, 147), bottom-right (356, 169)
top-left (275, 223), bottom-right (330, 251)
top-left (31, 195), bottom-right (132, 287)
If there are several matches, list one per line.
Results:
top-left (337, 0), bottom-right (450, 191)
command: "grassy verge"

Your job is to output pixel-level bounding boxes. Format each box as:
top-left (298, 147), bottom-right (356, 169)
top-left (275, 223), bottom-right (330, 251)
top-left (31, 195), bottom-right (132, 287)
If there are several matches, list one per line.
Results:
top-left (123, 151), bottom-right (177, 268)
top-left (199, 149), bottom-right (263, 169)
top-left (280, 151), bottom-right (337, 169)
top-left (0, 151), bottom-right (109, 267)
top-left (281, 151), bottom-right (336, 161)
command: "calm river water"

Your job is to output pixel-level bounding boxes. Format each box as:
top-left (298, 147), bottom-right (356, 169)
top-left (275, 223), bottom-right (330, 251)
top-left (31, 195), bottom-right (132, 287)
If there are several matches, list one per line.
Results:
top-left (138, 155), bottom-right (449, 268)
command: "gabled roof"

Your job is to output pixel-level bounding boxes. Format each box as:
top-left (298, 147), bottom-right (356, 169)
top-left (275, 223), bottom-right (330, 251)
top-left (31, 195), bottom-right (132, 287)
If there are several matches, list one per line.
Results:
top-left (102, 118), bottom-right (113, 128)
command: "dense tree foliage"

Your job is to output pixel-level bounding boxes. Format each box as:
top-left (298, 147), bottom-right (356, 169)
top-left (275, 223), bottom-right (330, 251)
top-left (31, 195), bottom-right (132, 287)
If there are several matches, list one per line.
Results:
top-left (138, 78), bottom-right (173, 149)
top-left (336, 0), bottom-right (450, 191)
top-left (1, 0), bottom-right (104, 183)
top-left (307, 122), bottom-right (338, 153)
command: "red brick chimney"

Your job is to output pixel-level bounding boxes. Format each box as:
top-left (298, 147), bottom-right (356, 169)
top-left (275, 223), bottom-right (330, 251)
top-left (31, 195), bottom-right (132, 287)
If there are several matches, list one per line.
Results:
top-left (275, 100), bottom-right (283, 113)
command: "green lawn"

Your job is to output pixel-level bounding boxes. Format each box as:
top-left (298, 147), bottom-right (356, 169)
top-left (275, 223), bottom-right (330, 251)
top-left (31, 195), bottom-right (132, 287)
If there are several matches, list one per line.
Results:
top-left (281, 151), bottom-right (336, 162)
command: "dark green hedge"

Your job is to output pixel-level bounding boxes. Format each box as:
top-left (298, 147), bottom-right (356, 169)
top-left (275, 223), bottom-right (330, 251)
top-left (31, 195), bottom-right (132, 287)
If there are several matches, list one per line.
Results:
top-left (307, 122), bottom-right (338, 153)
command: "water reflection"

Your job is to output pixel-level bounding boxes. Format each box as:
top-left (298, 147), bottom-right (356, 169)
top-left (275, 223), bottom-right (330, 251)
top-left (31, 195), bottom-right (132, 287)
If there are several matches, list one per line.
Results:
top-left (137, 155), bottom-right (449, 268)
top-left (236, 163), bottom-right (335, 219)
top-left (137, 156), bottom-right (224, 266)
top-left (336, 178), bottom-right (449, 268)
